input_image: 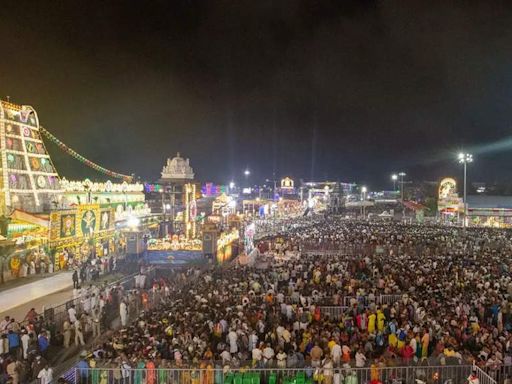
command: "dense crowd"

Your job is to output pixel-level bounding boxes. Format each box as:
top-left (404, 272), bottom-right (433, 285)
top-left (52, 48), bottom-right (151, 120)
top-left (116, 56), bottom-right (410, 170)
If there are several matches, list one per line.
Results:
top-left (0, 252), bottom-right (128, 384)
top-left (69, 218), bottom-right (512, 384)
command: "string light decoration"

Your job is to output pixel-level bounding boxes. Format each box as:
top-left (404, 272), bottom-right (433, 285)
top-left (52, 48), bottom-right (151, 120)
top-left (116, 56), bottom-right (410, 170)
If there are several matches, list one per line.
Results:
top-left (39, 126), bottom-right (133, 182)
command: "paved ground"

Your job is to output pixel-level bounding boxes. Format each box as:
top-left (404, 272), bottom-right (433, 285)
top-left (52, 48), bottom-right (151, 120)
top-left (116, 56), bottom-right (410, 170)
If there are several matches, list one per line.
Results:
top-left (0, 287), bottom-right (74, 321)
top-left (0, 271), bottom-right (125, 321)
top-left (0, 271), bottom-right (64, 292)
top-left (0, 271), bottom-right (74, 316)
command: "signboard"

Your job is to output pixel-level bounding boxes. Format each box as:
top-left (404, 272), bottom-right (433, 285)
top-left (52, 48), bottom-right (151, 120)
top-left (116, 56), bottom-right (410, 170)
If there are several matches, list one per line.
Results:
top-left (49, 205), bottom-right (114, 241)
top-left (438, 177), bottom-right (462, 212)
top-left (60, 214), bottom-right (76, 238)
top-left (77, 204), bottom-right (100, 237)
top-left (438, 178), bottom-right (457, 199)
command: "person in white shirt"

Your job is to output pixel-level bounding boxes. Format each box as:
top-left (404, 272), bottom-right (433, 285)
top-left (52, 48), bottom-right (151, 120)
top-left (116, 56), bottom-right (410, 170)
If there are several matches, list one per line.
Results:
top-left (262, 344), bottom-right (275, 366)
top-left (81, 295), bottom-right (91, 314)
top-left (276, 348), bottom-right (287, 368)
top-left (74, 319), bottom-right (85, 346)
top-left (322, 357), bottom-right (334, 384)
top-left (37, 365), bottom-right (53, 384)
top-left (252, 345), bottom-right (263, 367)
top-left (410, 336), bottom-right (417, 355)
top-left (0, 316), bottom-right (10, 333)
top-left (67, 306), bottom-right (77, 324)
top-left (227, 329), bottom-right (238, 354)
top-left (21, 330), bottom-right (30, 359)
top-left (331, 342), bottom-right (342, 366)
top-left (220, 349), bottom-right (231, 364)
top-left (248, 331), bottom-right (258, 351)
top-left (90, 293), bottom-right (98, 310)
top-left (119, 301), bottom-right (128, 327)
top-left (355, 349), bottom-right (367, 367)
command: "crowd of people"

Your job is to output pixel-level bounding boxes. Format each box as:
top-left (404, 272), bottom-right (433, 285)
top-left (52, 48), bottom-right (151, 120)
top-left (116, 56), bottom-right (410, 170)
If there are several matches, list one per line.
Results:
top-left (0, 252), bottom-right (131, 384)
top-left (5, 216), bottom-right (512, 383)
top-left (66, 218), bottom-right (512, 384)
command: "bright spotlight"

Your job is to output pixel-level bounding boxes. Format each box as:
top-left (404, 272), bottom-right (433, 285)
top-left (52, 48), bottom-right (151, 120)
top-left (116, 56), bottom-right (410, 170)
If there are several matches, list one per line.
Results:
top-left (127, 216), bottom-right (140, 228)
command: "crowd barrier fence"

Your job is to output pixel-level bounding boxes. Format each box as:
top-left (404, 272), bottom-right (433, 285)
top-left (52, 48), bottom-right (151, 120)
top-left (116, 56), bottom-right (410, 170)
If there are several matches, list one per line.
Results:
top-left (39, 267), bottom-right (156, 333)
top-left (67, 364), bottom-right (496, 384)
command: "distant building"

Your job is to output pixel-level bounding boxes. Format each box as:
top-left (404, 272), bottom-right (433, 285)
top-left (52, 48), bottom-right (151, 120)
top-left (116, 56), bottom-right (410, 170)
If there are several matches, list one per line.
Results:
top-left (159, 152), bottom-right (195, 182)
top-left (146, 153), bottom-right (196, 213)
top-left (145, 153), bottom-right (198, 237)
top-left (467, 195), bottom-right (512, 227)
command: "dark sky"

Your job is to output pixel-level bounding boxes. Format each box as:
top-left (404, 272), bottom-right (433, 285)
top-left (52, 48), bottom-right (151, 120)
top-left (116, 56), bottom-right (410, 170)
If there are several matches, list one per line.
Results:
top-left (1, 1), bottom-right (512, 189)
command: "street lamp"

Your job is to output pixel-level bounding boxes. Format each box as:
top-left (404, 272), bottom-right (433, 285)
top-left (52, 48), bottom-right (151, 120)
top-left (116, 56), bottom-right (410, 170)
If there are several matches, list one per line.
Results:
top-left (458, 152), bottom-right (473, 227)
top-left (361, 186), bottom-right (367, 219)
top-left (244, 169), bottom-right (250, 177)
top-left (229, 181), bottom-right (235, 190)
top-left (391, 174), bottom-right (398, 191)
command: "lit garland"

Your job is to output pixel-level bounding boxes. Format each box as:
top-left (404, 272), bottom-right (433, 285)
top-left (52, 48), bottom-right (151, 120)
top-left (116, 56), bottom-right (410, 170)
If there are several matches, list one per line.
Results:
top-left (39, 126), bottom-right (133, 182)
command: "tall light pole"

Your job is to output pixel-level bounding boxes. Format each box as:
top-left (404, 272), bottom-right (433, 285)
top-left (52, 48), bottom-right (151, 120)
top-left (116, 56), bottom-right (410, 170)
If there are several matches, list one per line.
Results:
top-left (398, 172), bottom-right (406, 201)
top-left (361, 186), bottom-right (367, 219)
top-left (398, 172), bottom-right (406, 220)
top-left (244, 169), bottom-right (250, 193)
top-left (458, 153), bottom-right (473, 227)
top-left (391, 174), bottom-right (398, 192)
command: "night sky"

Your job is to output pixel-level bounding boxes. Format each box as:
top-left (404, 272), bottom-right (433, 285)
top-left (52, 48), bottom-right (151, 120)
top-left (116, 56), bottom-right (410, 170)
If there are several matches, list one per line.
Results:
top-left (1, 1), bottom-right (512, 189)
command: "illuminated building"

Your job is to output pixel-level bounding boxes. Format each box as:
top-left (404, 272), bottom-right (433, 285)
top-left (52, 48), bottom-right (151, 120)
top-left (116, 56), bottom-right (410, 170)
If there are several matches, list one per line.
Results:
top-left (59, 178), bottom-right (149, 221)
top-left (145, 153), bottom-right (199, 237)
top-left (0, 100), bottom-right (62, 214)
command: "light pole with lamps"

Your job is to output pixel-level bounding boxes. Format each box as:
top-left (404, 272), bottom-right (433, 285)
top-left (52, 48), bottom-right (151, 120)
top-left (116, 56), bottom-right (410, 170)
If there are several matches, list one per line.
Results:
top-left (458, 153), bottom-right (473, 227)
top-left (398, 172), bottom-right (406, 201)
top-left (391, 174), bottom-right (398, 191)
top-left (244, 169), bottom-right (250, 192)
top-left (361, 186), bottom-right (367, 219)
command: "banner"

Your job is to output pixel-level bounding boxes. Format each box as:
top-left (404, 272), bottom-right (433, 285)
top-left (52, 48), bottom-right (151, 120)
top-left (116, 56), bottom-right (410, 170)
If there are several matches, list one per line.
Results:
top-left (49, 205), bottom-right (114, 241)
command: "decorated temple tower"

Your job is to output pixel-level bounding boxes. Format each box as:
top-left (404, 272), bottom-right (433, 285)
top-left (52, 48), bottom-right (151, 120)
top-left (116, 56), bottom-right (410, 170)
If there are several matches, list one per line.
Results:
top-left (0, 100), bottom-right (62, 215)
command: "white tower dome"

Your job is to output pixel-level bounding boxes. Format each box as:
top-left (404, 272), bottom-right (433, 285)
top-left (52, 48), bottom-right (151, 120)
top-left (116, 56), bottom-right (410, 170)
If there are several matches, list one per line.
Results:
top-left (161, 152), bottom-right (195, 180)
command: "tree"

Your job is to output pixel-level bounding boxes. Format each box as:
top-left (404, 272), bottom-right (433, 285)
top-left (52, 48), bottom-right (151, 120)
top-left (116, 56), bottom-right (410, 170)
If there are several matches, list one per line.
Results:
top-left (424, 197), bottom-right (438, 216)
top-left (0, 241), bottom-right (16, 284)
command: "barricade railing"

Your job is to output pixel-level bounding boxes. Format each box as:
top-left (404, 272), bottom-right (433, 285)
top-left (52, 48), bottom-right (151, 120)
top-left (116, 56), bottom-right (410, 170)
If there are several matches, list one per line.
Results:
top-left (48, 266), bottom-right (201, 381)
top-left (41, 267), bottom-right (156, 332)
top-left (227, 293), bottom-right (404, 310)
top-left (319, 305), bottom-right (349, 320)
top-left (476, 365), bottom-right (499, 384)
top-left (342, 294), bottom-right (404, 307)
top-left (301, 244), bottom-right (375, 255)
top-left (70, 364), bottom-right (490, 384)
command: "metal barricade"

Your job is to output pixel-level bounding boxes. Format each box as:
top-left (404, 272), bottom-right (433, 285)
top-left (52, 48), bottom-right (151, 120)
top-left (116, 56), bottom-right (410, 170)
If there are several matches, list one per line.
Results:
top-left (319, 306), bottom-right (349, 320)
top-left (476, 365), bottom-right (501, 384)
top-left (72, 364), bottom-right (495, 384)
